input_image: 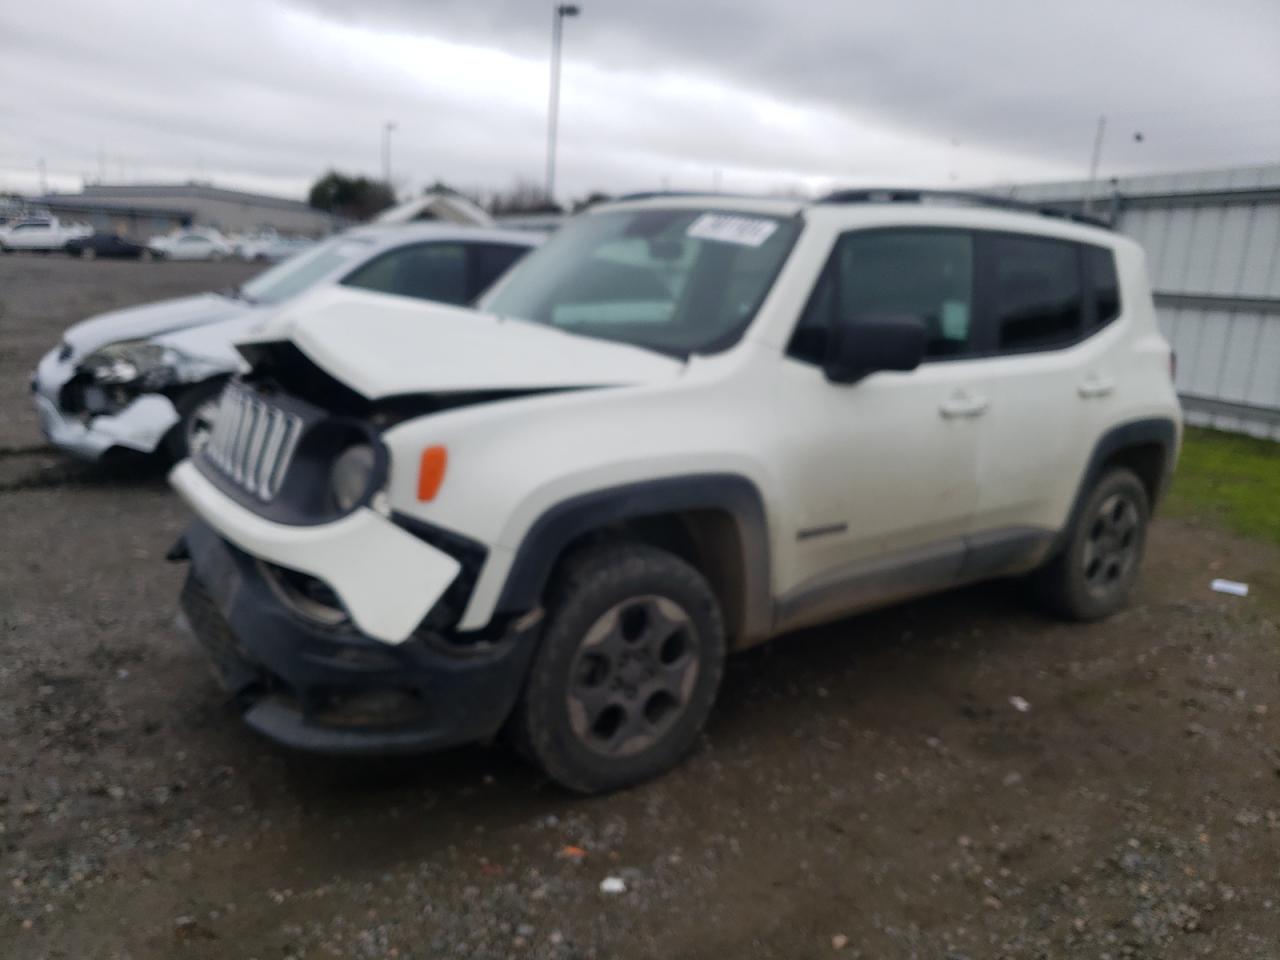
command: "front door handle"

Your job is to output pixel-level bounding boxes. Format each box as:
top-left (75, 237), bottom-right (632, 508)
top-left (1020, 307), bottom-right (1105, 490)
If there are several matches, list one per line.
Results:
top-left (939, 391), bottom-right (990, 419)
top-left (1078, 374), bottom-right (1116, 399)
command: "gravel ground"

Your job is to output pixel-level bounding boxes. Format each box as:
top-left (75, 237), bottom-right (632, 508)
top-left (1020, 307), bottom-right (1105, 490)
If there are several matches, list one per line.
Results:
top-left (3, 255), bottom-right (1279, 959)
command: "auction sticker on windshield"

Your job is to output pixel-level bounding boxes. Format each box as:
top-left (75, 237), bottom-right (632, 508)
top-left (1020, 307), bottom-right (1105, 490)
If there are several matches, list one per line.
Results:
top-left (686, 213), bottom-right (779, 247)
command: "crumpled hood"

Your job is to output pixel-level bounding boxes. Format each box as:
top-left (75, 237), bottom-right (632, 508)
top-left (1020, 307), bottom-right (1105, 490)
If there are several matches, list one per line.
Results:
top-left (63, 292), bottom-right (251, 358)
top-left (242, 286), bottom-right (686, 399)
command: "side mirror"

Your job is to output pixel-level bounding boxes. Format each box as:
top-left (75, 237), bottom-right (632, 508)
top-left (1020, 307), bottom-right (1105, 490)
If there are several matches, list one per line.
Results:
top-left (824, 314), bottom-right (928, 384)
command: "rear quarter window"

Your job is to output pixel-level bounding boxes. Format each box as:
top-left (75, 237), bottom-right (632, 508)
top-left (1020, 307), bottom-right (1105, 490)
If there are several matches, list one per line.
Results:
top-left (1086, 244), bottom-right (1122, 328)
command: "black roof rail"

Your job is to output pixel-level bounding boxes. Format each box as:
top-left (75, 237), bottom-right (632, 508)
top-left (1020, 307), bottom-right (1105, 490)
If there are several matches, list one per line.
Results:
top-left (818, 187), bottom-right (1113, 230)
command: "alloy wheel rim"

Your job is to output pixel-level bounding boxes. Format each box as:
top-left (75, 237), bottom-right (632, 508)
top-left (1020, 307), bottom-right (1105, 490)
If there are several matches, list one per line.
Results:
top-left (1082, 492), bottom-right (1140, 594)
top-left (566, 595), bottom-right (700, 758)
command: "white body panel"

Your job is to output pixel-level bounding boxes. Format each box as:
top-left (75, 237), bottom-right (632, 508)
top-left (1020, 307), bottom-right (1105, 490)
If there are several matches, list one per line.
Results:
top-left (1, 217), bottom-right (92, 250)
top-left (148, 230), bottom-right (234, 261)
top-left (171, 461), bottom-right (459, 643)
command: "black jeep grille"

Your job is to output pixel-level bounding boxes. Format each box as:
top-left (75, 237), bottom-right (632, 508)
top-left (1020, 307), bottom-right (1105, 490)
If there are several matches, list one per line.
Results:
top-left (204, 384), bottom-right (304, 501)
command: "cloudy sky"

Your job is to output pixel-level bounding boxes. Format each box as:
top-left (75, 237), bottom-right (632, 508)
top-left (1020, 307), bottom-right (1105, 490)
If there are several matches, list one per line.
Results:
top-left (2, 0), bottom-right (1277, 203)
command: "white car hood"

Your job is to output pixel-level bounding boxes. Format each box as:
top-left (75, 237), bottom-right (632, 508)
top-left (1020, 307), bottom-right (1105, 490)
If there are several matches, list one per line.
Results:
top-left (245, 286), bottom-right (686, 398)
top-left (152, 311), bottom-right (269, 371)
top-left (63, 292), bottom-right (251, 358)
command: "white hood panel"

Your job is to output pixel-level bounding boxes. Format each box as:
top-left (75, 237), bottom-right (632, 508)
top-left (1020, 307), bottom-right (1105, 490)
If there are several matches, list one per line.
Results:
top-left (249, 287), bottom-right (684, 398)
top-left (63, 292), bottom-right (250, 357)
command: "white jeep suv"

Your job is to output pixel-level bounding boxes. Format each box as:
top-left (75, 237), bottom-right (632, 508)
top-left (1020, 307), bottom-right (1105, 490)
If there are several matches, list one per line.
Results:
top-left (169, 190), bottom-right (1181, 793)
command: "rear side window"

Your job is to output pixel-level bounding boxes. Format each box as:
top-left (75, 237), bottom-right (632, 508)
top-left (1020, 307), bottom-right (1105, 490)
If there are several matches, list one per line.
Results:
top-left (1086, 244), bottom-right (1121, 328)
top-left (789, 229), bottom-right (975, 364)
top-left (342, 242), bottom-right (469, 304)
top-left (986, 234), bottom-right (1083, 352)
top-left (469, 243), bottom-right (529, 299)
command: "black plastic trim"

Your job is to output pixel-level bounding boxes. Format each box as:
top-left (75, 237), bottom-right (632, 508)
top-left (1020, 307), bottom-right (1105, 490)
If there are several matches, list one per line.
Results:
top-left (495, 474), bottom-right (773, 643)
top-left (391, 511), bottom-right (488, 632)
top-left (1052, 417), bottom-right (1179, 556)
top-left (817, 187), bottom-right (1114, 230)
top-left (776, 525), bottom-right (1056, 635)
top-left (176, 519), bottom-right (538, 755)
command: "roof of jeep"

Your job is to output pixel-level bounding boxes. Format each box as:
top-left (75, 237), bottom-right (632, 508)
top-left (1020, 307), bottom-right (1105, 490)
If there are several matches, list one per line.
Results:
top-left (591, 188), bottom-right (1122, 245)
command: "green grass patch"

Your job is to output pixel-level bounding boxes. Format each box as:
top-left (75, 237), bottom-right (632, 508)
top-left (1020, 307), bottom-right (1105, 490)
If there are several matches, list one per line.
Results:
top-left (1164, 426), bottom-right (1280, 547)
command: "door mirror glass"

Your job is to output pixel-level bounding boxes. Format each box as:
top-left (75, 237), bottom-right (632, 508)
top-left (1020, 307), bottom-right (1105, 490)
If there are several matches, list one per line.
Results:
top-left (824, 314), bottom-right (928, 384)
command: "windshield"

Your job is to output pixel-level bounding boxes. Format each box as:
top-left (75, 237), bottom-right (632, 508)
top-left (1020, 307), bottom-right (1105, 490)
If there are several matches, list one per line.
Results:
top-left (478, 207), bottom-right (800, 357)
top-left (238, 236), bottom-right (375, 305)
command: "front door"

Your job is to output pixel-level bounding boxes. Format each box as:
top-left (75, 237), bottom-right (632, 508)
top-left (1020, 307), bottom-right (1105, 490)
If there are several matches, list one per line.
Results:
top-left (772, 227), bottom-right (987, 629)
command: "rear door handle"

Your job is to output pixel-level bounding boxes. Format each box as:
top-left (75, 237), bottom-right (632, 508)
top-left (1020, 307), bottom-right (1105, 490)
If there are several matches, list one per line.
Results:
top-left (1078, 375), bottom-right (1116, 399)
top-left (939, 392), bottom-right (989, 419)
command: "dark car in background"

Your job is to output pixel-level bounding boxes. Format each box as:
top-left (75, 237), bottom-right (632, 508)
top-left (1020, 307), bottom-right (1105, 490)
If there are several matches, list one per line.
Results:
top-left (64, 232), bottom-right (153, 261)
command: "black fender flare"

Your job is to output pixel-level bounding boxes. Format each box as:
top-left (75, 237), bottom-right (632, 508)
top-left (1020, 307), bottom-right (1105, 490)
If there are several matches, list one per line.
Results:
top-left (1054, 416), bottom-right (1178, 553)
top-left (494, 474), bottom-right (773, 644)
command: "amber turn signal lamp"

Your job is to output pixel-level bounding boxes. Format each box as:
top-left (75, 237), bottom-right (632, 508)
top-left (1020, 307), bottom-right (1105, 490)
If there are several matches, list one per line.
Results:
top-left (417, 446), bottom-right (448, 501)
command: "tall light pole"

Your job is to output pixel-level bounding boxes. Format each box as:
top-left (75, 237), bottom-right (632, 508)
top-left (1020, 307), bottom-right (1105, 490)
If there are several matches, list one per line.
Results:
top-left (382, 121), bottom-right (397, 190)
top-left (545, 3), bottom-right (580, 203)
top-left (1084, 114), bottom-right (1107, 214)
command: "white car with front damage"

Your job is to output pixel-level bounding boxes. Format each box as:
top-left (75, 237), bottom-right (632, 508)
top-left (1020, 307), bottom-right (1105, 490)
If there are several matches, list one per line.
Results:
top-left (30, 224), bottom-right (540, 461)
top-left (168, 191), bottom-right (1182, 793)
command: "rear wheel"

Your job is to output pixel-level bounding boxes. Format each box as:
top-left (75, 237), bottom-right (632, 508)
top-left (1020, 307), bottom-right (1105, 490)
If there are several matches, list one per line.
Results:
top-left (510, 541), bottom-right (726, 793)
top-left (79, 246), bottom-right (97, 260)
top-left (1035, 467), bottom-right (1149, 621)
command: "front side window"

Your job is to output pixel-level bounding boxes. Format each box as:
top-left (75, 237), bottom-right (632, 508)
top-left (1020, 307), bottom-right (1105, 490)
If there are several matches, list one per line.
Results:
top-left (987, 234), bottom-right (1083, 351)
top-left (342, 242), bottom-right (469, 304)
top-left (789, 229), bottom-right (975, 364)
top-left (239, 236), bottom-right (375, 306)
top-left (478, 208), bottom-right (801, 357)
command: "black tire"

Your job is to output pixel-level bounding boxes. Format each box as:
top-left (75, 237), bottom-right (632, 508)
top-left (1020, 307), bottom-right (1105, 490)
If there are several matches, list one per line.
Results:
top-left (1035, 467), bottom-right (1150, 621)
top-left (510, 541), bottom-right (726, 794)
top-left (162, 379), bottom-right (227, 463)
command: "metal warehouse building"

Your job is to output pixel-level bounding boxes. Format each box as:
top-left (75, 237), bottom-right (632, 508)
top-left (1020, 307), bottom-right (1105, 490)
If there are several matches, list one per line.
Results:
top-left (1007, 164), bottom-right (1280, 440)
top-left (35, 182), bottom-right (337, 239)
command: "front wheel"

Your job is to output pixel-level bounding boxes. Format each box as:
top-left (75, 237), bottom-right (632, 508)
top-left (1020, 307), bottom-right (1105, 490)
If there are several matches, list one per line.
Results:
top-left (1034, 467), bottom-right (1150, 621)
top-left (510, 541), bottom-right (726, 793)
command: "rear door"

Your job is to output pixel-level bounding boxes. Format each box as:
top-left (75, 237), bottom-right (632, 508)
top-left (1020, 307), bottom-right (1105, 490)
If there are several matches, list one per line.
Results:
top-left (962, 232), bottom-right (1104, 570)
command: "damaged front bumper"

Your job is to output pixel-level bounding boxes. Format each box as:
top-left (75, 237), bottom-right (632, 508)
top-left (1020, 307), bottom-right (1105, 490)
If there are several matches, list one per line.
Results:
top-left (174, 518), bottom-right (541, 754)
top-left (31, 347), bottom-right (180, 459)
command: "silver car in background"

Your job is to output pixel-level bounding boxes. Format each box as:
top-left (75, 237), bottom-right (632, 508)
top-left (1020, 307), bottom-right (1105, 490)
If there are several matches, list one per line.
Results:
top-left (31, 223), bottom-right (541, 461)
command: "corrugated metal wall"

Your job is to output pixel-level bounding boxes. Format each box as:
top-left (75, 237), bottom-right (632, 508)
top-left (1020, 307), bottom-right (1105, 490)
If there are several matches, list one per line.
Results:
top-left (1009, 165), bottom-right (1280, 440)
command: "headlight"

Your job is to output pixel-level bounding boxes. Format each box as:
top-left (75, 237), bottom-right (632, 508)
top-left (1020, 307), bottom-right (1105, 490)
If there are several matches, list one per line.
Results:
top-left (329, 443), bottom-right (376, 512)
top-left (81, 341), bottom-right (173, 387)
top-left (79, 340), bottom-right (222, 389)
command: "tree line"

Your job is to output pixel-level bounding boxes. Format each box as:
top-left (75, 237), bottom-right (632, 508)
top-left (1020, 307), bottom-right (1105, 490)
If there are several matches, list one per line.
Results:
top-left (308, 171), bottom-right (611, 220)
